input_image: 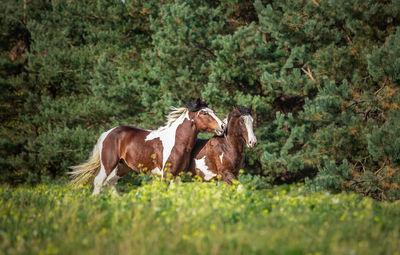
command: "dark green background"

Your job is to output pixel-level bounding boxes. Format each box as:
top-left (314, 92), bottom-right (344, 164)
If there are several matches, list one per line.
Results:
top-left (1, 0), bottom-right (399, 200)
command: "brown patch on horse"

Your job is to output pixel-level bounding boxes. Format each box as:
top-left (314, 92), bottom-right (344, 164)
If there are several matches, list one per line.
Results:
top-left (101, 126), bottom-right (163, 176)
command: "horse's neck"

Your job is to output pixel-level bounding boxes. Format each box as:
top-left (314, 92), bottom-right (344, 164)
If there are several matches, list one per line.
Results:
top-left (225, 126), bottom-right (244, 154)
top-left (174, 119), bottom-right (198, 150)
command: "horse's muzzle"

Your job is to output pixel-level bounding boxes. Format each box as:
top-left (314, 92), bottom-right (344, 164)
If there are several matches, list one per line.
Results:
top-left (215, 128), bottom-right (224, 136)
top-left (247, 138), bottom-right (258, 148)
top-left (221, 122), bottom-right (228, 131)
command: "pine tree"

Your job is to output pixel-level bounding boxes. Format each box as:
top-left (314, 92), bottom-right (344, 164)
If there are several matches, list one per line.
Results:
top-left (1, 0), bottom-right (399, 200)
top-left (1, 0), bottom-right (161, 182)
top-left (254, 0), bottom-right (400, 199)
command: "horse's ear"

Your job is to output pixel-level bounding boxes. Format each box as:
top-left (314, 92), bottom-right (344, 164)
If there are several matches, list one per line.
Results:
top-left (248, 105), bottom-right (252, 113)
top-left (195, 98), bottom-right (201, 107)
top-left (232, 105), bottom-right (240, 116)
top-left (197, 98), bottom-right (207, 109)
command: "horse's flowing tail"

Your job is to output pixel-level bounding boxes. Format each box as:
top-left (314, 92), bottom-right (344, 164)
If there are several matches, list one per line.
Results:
top-left (68, 137), bottom-right (102, 186)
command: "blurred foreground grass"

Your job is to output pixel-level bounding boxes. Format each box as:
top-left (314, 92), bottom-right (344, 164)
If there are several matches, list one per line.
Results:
top-left (1, 175), bottom-right (399, 255)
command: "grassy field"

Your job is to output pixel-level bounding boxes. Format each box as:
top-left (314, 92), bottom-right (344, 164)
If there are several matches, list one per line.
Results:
top-left (1, 176), bottom-right (399, 255)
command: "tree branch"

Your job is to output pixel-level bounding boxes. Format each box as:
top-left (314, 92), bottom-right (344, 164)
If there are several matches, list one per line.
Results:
top-left (301, 66), bottom-right (315, 82)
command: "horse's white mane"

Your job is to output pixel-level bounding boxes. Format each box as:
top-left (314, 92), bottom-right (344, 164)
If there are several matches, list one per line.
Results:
top-left (154, 107), bottom-right (189, 132)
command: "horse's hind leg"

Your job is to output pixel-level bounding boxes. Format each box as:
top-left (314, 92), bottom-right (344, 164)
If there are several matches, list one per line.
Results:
top-left (105, 166), bottom-right (120, 194)
top-left (92, 127), bottom-right (120, 195)
top-left (105, 160), bottom-right (134, 194)
top-left (93, 164), bottom-right (108, 195)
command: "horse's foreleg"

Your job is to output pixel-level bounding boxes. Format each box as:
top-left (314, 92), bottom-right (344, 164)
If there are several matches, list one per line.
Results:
top-left (220, 170), bottom-right (236, 185)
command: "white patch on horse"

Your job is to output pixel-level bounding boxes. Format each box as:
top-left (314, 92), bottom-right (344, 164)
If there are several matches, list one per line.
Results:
top-left (93, 167), bottom-right (106, 195)
top-left (93, 127), bottom-right (116, 195)
top-left (195, 156), bottom-right (216, 181)
top-left (151, 167), bottom-right (162, 176)
top-left (219, 153), bottom-right (224, 164)
top-left (145, 110), bottom-right (189, 173)
top-left (242, 115), bottom-right (256, 146)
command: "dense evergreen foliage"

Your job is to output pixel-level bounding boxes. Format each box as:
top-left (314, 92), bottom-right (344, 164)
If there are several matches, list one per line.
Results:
top-left (1, 0), bottom-right (399, 200)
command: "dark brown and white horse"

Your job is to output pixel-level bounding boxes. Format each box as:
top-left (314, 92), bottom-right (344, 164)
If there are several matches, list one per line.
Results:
top-left (188, 105), bottom-right (257, 184)
top-left (69, 99), bottom-right (224, 194)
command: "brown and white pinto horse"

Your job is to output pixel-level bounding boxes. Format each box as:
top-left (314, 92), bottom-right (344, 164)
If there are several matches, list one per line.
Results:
top-left (69, 99), bottom-right (224, 194)
top-left (188, 105), bottom-right (257, 184)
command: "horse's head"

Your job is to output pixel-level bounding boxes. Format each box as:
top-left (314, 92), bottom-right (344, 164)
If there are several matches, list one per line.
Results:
top-left (227, 105), bottom-right (257, 148)
top-left (187, 99), bottom-right (224, 136)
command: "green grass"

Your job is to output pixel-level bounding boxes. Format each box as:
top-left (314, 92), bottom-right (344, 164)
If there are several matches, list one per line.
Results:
top-left (1, 176), bottom-right (399, 255)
